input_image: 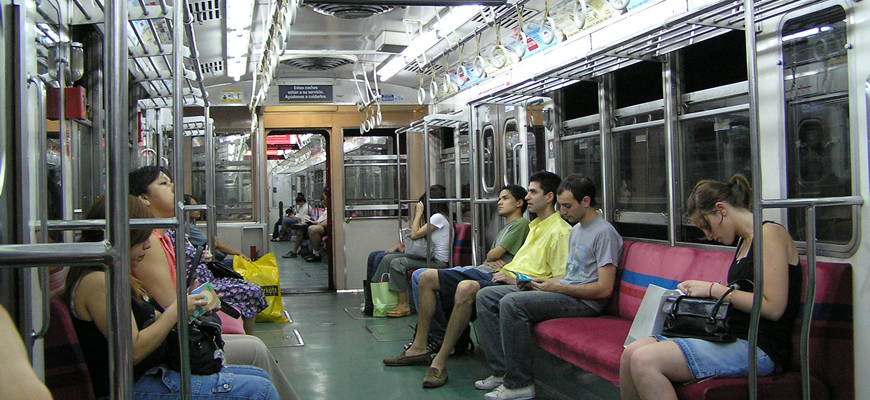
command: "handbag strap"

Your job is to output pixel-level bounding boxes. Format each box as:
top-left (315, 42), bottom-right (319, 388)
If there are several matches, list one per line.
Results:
top-left (672, 286), bottom-right (736, 318)
top-left (186, 243), bottom-right (205, 290)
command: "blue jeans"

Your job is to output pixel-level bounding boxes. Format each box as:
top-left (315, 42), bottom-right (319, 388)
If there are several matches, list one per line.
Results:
top-left (134, 365), bottom-right (278, 399)
top-left (476, 285), bottom-right (600, 389)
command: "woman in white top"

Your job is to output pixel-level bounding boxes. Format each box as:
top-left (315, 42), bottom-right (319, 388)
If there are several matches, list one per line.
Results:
top-left (372, 186), bottom-right (452, 317)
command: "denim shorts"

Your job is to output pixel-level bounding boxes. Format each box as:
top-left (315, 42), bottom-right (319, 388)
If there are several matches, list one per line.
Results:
top-left (654, 335), bottom-right (778, 381)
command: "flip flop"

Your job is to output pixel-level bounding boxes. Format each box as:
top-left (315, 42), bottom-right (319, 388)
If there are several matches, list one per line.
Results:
top-left (386, 308), bottom-right (411, 318)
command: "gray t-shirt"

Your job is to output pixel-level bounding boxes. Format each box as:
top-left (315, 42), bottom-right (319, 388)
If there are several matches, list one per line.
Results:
top-left (560, 215), bottom-right (623, 312)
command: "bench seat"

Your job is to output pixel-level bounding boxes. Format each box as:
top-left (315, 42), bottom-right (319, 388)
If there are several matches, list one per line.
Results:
top-left (531, 240), bottom-right (854, 400)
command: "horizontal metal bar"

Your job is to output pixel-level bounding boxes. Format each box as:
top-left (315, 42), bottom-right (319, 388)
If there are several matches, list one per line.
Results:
top-left (343, 216), bottom-right (400, 221)
top-left (611, 120), bottom-right (665, 133)
top-left (761, 196), bottom-right (863, 209)
top-left (0, 242), bottom-right (114, 267)
top-left (678, 104), bottom-right (750, 121)
top-left (46, 217), bottom-right (180, 230)
top-left (560, 130), bottom-right (601, 142)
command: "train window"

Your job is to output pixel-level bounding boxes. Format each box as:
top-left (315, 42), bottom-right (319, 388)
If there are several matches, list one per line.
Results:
top-left (503, 119), bottom-right (521, 185)
top-left (678, 87), bottom-right (751, 243)
top-left (782, 5), bottom-right (855, 249)
top-left (481, 125), bottom-right (496, 192)
top-left (343, 136), bottom-right (406, 218)
top-left (612, 105), bottom-right (667, 239)
top-left (560, 115), bottom-right (602, 192)
top-left (192, 133), bottom-right (254, 221)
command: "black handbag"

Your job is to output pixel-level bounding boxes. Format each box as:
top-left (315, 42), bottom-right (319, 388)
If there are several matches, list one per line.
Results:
top-left (156, 245), bottom-right (227, 375)
top-left (205, 261), bottom-right (243, 280)
top-left (661, 285), bottom-right (737, 342)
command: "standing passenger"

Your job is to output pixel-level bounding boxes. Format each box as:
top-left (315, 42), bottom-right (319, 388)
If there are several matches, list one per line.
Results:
top-left (619, 174), bottom-right (800, 400)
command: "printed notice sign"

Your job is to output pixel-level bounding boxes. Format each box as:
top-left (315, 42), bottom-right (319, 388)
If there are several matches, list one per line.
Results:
top-left (279, 85), bottom-right (333, 103)
top-left (220, 89), bottom-right (244, 104)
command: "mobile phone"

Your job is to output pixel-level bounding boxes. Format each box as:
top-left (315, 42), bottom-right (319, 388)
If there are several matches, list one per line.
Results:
top-left (514, 272), bottom-right (533, 282)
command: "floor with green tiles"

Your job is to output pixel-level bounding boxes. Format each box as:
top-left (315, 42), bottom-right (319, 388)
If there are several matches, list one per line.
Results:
top-left (260, 239), bottom-right (569, 399)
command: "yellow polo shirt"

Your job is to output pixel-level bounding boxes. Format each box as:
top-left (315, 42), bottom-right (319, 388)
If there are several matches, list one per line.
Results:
top-left (502, 211), bottom-right (571, 279)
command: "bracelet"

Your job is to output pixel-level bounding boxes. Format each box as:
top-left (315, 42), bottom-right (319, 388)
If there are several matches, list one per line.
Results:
top-left (726, 292), bottom-right (733, 303)
top-left (708, 282), bottom-right (715, 298)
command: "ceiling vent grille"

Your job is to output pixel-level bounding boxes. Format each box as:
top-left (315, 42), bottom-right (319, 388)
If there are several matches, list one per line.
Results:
top-left (200, 60), bottom-right (224, 76)
top-left (188, 0), bottom-right (221, 23)
top-left (280, 55), bottom-right (358, 71)
top-left (310, 4), bottom-right (394, 19)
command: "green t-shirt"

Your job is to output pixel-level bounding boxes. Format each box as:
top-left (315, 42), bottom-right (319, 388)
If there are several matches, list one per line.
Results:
top-left (475, 217), bottom-right (530, 273)
top-left (492, 218), bottom-right (530, 263)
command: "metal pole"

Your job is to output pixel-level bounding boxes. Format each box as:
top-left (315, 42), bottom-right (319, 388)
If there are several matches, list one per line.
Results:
top-left (744, 1), bottom-right (763, 399)
top-left (396, 129), bottom-right (403, 233)
top-left (469, 105), bottom-right (481, 265)
top-left (104, 0), bottom-right (134, 398)
top-left (205, 106), bottom-right (216, 250)
top-left (800, 206), bottom-right (817, 400)
top-left (423, 121), bottom-right (432, 266)
top-left (663, 54), bottom-right (679, 246)
top-left (172, 0), bottom-right (193, 398)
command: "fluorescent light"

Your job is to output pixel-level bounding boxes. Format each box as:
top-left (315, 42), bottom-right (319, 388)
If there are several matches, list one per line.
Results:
top-left (227, 58), bottom-right (246, 80)
top-left (782, 27), bottom-right (820, 42)
top-left (378, 5), bottom-right (481, 82)
top-left (226, 0), bottom-right (255, 78)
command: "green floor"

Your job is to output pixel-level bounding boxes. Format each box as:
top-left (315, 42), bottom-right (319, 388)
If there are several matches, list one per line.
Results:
top-left (260, 239), bottom-right (570, 399)
top-left (254, 292), bottom-right (502, 400)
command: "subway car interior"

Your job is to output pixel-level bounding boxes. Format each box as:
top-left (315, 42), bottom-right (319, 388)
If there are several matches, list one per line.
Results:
top-left (0, 0), bottom-right (868, 398)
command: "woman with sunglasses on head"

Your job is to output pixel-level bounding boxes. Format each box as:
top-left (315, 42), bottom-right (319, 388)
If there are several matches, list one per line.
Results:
top-left (619, 174), bottom-right (801, 400)
top-left (64, 195), bottom-right (279, 399)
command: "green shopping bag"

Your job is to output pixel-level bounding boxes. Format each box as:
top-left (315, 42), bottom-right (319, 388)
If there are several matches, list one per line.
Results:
top-left (371, 273), bottom-right (398, 317)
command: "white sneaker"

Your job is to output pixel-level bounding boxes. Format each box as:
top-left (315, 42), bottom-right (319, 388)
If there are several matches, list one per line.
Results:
top-left (483, 384), bottom-right (535, 400)
top-left (474, 375), bottom-right (504, 390)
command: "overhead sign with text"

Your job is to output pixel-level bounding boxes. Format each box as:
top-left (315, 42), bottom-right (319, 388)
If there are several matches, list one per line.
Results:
top-left (279, 85), bottom-right (333, 103)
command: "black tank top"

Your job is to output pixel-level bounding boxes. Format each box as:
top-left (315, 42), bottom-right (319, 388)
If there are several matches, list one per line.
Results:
top-left (727, 221), bottom-right (802, 369)
top-left (71, 297), bottom-right (170, 398)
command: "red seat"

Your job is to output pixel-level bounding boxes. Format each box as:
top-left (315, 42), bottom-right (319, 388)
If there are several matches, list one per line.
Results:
top-left (44, 297), bottom-right (96, 400)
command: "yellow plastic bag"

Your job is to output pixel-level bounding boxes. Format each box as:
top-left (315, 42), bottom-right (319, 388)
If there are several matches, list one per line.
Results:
top-left (234, 253), bottom-right (289, 323)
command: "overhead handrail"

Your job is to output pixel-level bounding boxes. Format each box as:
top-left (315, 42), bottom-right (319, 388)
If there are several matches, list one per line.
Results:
top-left (513, 4), bottom-right (528, 59)
top-left (574, 0), bottom-right (588, 30)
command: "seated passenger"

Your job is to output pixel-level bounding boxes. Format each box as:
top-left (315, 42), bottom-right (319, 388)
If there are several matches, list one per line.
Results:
top-left (272, 208), bottom-right (294, 241)
top-left (303, 189), bottom-right (330, 263)
top-left (619, 174), bottom-right (800, 400)
top-left (184, 194), bottom-right (251, 266)
top-left (0, 304), bottom-right (53, 400)
top-left (383, 185), bottom-right (530, 390)
top-left (475, 173), bottom-right (623, 400)
top-left (129, 166), bottom-right (266, 334)
top-left (66, 195), bottom-right (279, 399)
top-left (282, 194), bottom-right (313, 256)
top-left (372, 186), bottom-right (451, 317)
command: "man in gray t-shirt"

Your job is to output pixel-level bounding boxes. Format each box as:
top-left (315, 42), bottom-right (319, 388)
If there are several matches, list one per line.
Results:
top-left (473, 174), bottom-right (623, 400)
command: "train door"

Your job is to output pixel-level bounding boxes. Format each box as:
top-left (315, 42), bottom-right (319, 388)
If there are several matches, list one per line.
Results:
top-left (473, 102), bottom-right (541, 261)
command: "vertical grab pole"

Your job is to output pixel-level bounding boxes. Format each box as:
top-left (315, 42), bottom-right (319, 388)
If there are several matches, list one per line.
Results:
top-left (744, 1), bottom-right (763, 399)
top-left (105, 0), bottom-right (134, 398)
top-left (172, 1), bottom-right (193, 398)
top-left (396, 129), bottom-right (403, 233)
top-left (469, 105), bottom-right (481, 265)
top-left (423, 121), bottom-right (432, 267)
top-left (205, 106), bottom-right (217, 251)
top-left (800, 206), bottom-right (817, 400)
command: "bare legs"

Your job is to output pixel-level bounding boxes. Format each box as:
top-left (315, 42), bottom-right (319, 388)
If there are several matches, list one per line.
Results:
top-left (619, 337), bottom-right (693, 400)
top-left (405, 269), bottom-right (442, 356)
top-left (429, 280), bottom-right (480, 373)
top-left (243, 317), bottom-right (256, 335)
